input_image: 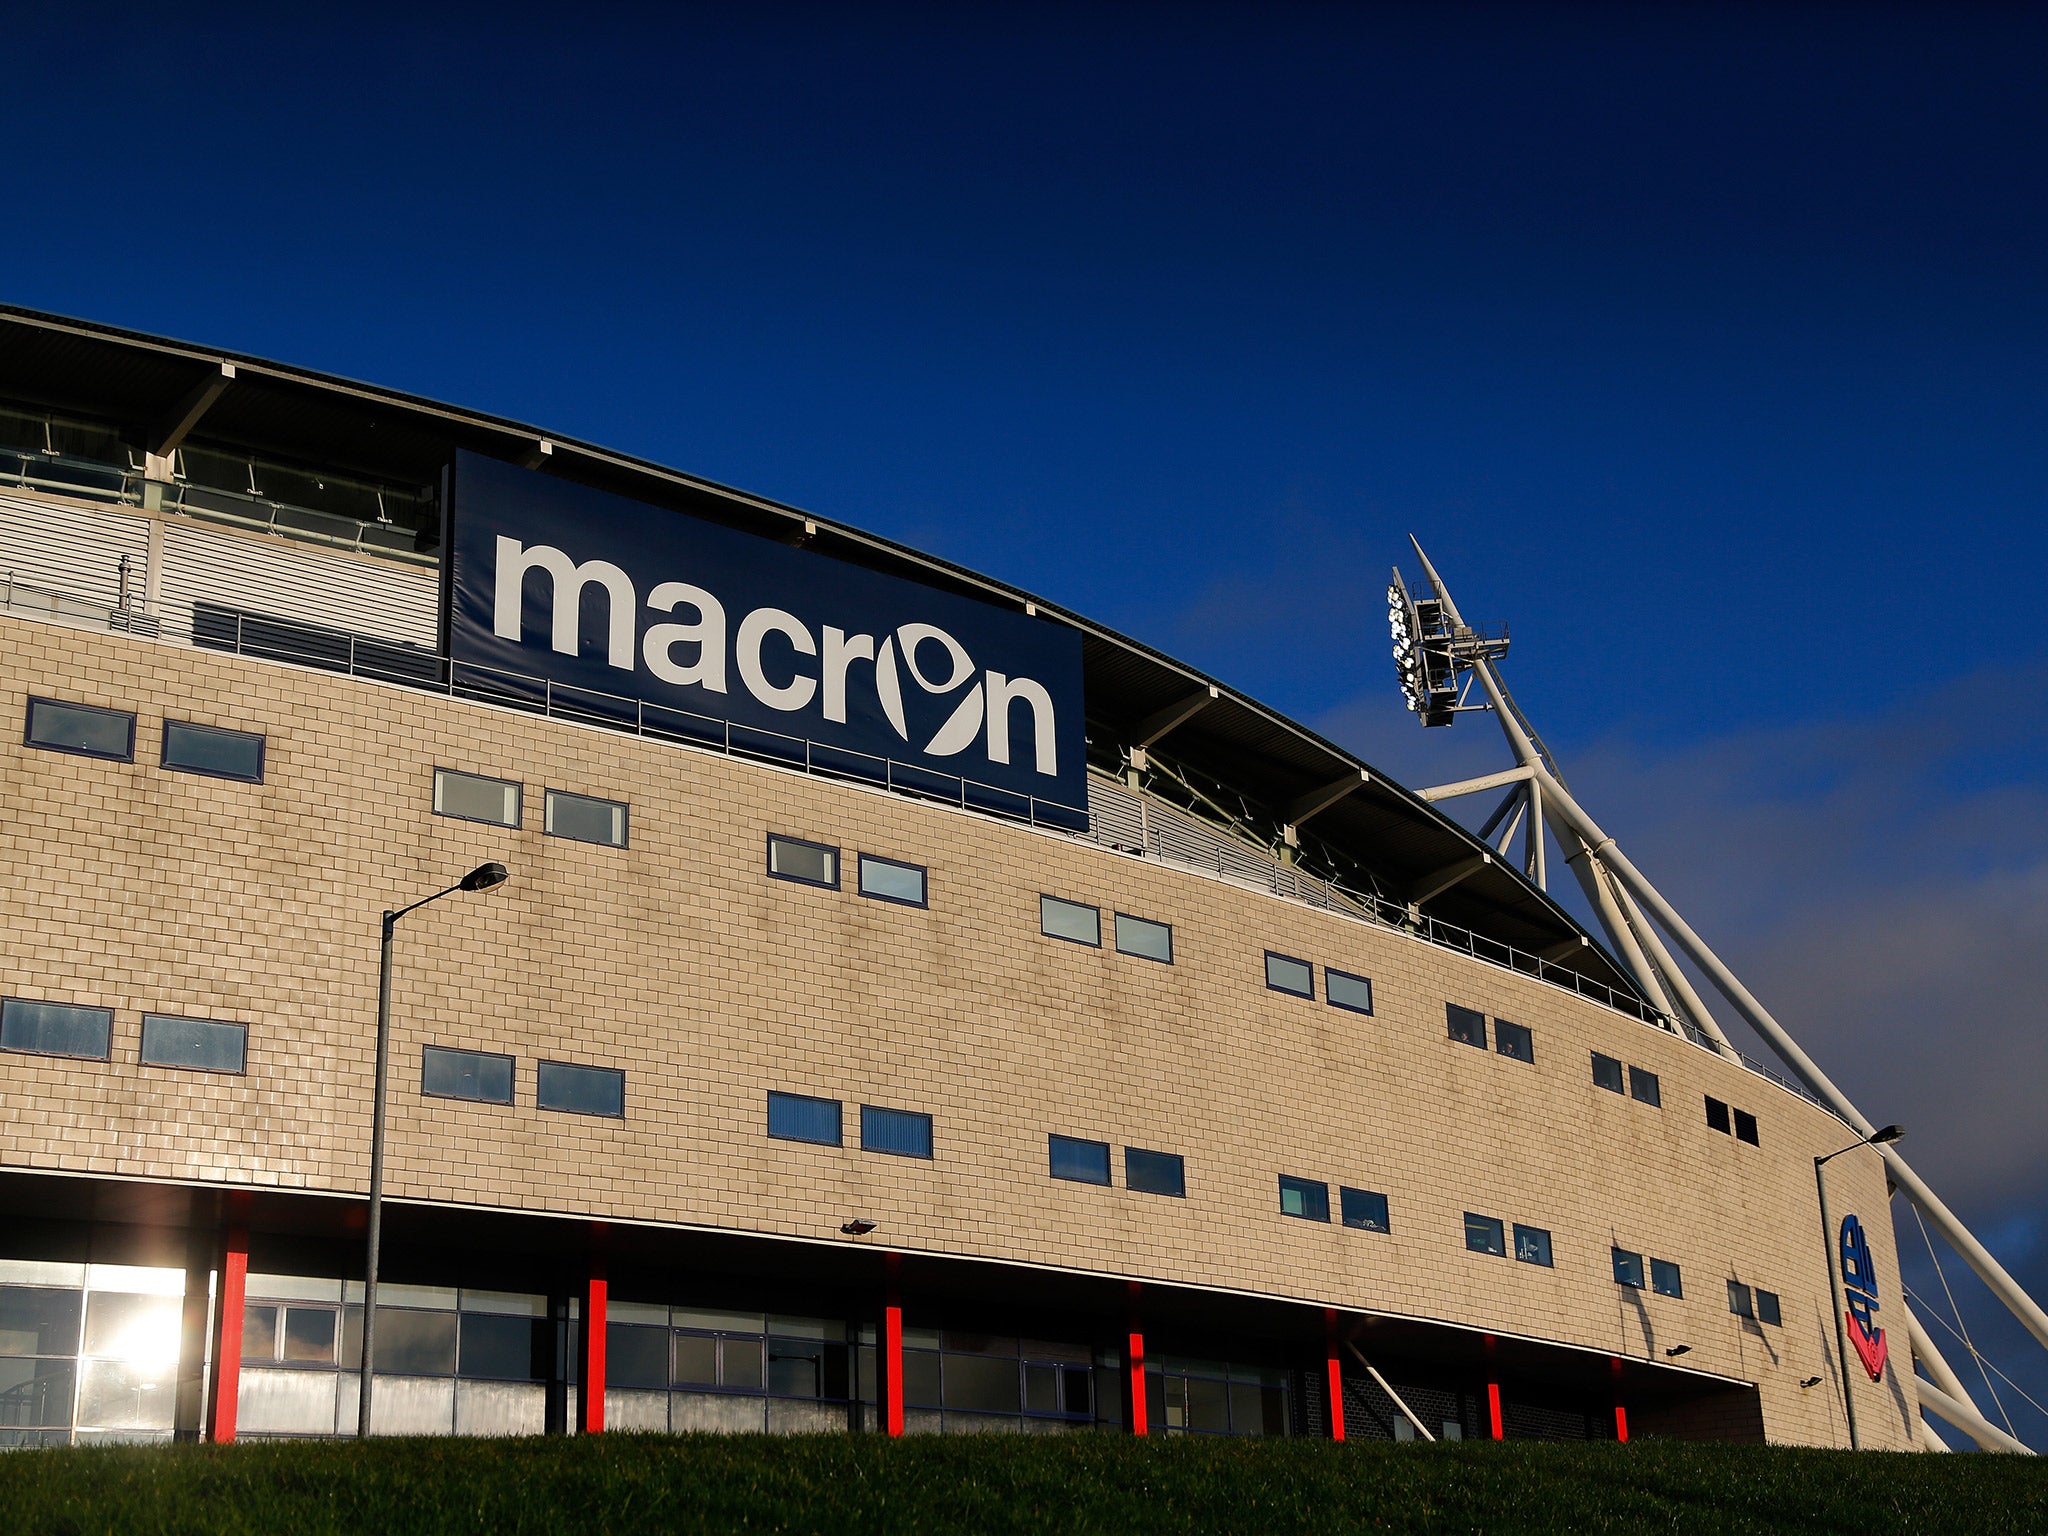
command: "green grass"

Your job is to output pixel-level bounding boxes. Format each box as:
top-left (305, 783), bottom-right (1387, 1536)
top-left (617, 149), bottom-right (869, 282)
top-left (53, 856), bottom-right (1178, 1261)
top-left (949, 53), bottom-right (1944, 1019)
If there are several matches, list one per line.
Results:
top-left (1, 1434), bottom-right (2042, 1535)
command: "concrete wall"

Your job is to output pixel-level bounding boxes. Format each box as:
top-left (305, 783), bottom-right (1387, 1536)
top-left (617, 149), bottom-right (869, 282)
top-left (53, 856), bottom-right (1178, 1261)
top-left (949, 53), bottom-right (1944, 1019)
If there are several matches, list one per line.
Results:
top-left (0, 615), bottom-right (1918, 1448)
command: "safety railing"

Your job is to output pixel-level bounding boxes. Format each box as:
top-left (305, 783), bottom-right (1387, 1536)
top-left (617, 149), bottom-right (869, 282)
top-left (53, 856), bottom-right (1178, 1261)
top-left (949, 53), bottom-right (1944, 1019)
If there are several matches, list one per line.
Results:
top-left (0, 569), bottom-right (1825, 1108)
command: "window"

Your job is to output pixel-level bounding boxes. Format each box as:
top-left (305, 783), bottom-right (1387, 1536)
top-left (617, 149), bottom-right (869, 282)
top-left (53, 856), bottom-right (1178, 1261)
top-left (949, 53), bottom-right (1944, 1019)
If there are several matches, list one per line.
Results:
top-left (421, 1045), bottom-right (513, 1104)
top-left (1629, 1067), bottom-right (1662, 1107)
top-left (139, 1014), bottom-right (246, 1073)
top-left (161, 720), bottom-right (264, 781)
top-left (1126, 1147), bottom-right (1185, 1198)
top-left (767, 833), bottom-right (838, 888)
top-left (1612, 1248), bottom-right (1645, 1288)
top-left (1755, 1289), bottom-right (1782, 1327)
top-left (1278, 1176), bottom-right (1330, 1222)
top-left (1513, 1225), bottom-right (1553, 1267)
top-left (545, 789), bottom-right (627, 847)
top-left (1464, 1213), bottom-right (1506, 1256)
top-left (1264, 952), bottom-right (1313, 998)
top-left (24, 696), bottom-right (135, 762)
top-left (1591, 1052), bottom-right (1624, 1093)
top-left (861, 1105), bottom-right (933, 1159)
top-left (1048, 1135), bottom-right (1111, 1185)
top-left (537, 1060), bottom-right (625, 1118)
top-left (433, 767), bottom-right (520, 827)
top-left (1447, 1004), bottom-right (1487, 1049)
top-left (1114, 913), bottom-right (1173, 964)
top-left (1040, 895), bottom-right (1101, 947)
top-left (1650, 1259), bottom-right (1684, 1299)
top-left (767, 1092), bottom-right (842, 1146)
top-left (1705, 1096), bottom-right (1732, 1134)
top-left (0, 999), bottom-right (112, 1060)
top-left (1325, 969), bottom-right (1374, 1015)
top-left (858, 854), bottom-right (928, 907)
top-left (1733, 1109), bottom-right (1759, 1146)
top-left (1340, 1187), bottom-right (1390, 1233)
top-left (1727, 1281), bottom-right (1754, 1319)
top-left (1494, 1020), bottom-right (1533, 1063)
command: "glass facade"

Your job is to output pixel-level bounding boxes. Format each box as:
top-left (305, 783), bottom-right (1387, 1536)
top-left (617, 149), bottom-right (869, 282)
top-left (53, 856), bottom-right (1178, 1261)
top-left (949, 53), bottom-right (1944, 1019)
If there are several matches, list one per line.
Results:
top-left (0, 1261), bottom-right (184, 1447)
top-left (1147, 1356), bottom-right (1290, 1437)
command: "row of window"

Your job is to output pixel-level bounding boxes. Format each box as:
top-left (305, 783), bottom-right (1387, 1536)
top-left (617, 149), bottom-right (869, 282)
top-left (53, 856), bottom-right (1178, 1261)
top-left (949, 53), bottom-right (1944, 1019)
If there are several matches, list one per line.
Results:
top-left (422, 1045), bottom-right (625, 1119)
top-left (1, 999), bottom-right (246, 1073)
top-left (766, 1092), bottom-right (934, 1159)
top-left (434, 767), bottom-right (628, 849)
top-left (1447, 1003), bottom-right (1533, 1063)
top-left (1706, 1095), bottom-right (1761, 1146)
top-left (765, 834), bottom-right (929, 907)
top-left (1727, 1280), bottom-right (1784, 1326)
top-left (1262, 952), bottom-right (1374, 1015)
top-left (25, 696), bottom-right (265, 782)
top-left (1039, 894), bottom-right (1173, 963)
top-left (1464, 1213), bottom-right (1553, 1267)
top-left (1592, 1051), bottom-right (1662, 1106)
top-left (1610, 1247), bottom-right (1686, 1299)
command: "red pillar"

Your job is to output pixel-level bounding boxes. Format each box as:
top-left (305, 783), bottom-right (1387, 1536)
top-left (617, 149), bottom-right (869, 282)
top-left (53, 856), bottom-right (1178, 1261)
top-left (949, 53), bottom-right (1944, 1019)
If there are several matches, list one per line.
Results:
top-left (209, 1226), bottom-right (247, 1443)
top-left (1126, 1328), bottom-right (1149, 1436)
top-left (1324, 1309), bottom-right (1346, 1441)
top-left (1486, 1381), bottom-right (1504, 1441)
top-left (1613, 1404), bottom-right (1629, 1443)
top-left (882, 1252), bottom-right (904, 1436)
top-left (578, 1260), bottom-right (607, 1434)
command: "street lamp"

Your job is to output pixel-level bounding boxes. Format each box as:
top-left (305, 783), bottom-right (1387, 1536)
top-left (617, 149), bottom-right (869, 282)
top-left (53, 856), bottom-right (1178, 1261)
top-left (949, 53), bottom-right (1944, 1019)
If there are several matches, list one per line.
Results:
top-left (357, 862), bottom-right (508, 1438)
top-left (1814, 1123), bottom-right (1904, 1451)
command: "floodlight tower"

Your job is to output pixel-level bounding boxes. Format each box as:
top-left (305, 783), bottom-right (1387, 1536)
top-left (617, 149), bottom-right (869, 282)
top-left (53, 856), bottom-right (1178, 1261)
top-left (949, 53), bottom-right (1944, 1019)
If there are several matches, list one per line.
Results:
top-left (1390, 537), bottom-right (2041, 1456)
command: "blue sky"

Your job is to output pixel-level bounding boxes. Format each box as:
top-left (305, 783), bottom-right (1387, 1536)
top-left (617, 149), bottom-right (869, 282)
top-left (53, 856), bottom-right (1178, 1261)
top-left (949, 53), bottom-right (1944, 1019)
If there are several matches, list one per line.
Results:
top-left (6, 1), bottom-right (2045, 1445)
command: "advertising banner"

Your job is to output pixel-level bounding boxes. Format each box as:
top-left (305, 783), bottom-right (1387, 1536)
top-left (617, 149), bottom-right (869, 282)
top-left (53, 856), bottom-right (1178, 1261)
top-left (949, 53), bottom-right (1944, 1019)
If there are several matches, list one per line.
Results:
top-left (447, 451), bottom-right (1088, 816)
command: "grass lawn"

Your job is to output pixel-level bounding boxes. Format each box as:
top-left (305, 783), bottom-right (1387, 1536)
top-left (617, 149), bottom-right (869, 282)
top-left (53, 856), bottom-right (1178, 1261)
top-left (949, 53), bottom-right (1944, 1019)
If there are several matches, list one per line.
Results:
top-left (0, 1433), bottom-right (2041, 1535)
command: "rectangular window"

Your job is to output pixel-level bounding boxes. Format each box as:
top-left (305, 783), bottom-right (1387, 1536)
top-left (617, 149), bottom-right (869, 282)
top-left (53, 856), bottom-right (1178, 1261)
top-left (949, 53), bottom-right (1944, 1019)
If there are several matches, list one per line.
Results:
top-left (536, 1060), bottom-right (625, 1118)
top-left (545, 789), bottom-right (628, 847)
top-left (1264, 952), bottom-right (1313, 998)
top-left (1125, 1147), bottom-right (1186, 1198)
top-left (767, 1091), bottom-right (842, 1146)
top-left (1114, 913), bottom-right (1173, 964)
top-left (1464, 1213), bottom-right (1506, 1256)
top-left (0, 998), bottom-right (112, 1060)
top-left (860, 1105), bottom-right (933, 1159)
top-left (1040, 895), bottom-right (1101, 947)
top-left (1705, 1096), bottom-right (1732, 1134)
top-left (1277, 1175), bottom-right (1330, 1222)
top-left (1048, 1135), bottom-right (1111, 1185)
top-left (433, 767), bottom-right (520, 827)
top-left (1629, 1067), bottom-right (1662, 1107)
top-left (767, 833), bottom-right (838, 888)
top-left (1755, 1289), bottom-right (1782, 1327)
top-left (1733, 1109), bottom-right (1759, 1145)
top-left (1447, 1004), bottom-right (1487, 1049)
top-left (421, 1045), bottom-right (514, 1104)
top-left (1513, 1225), bottom-right (1553, 1267)
top-left (139, 1014), bottom-right (246, 1073)
top-left (1339, 1187), bottom-right (1390, 1233)
top-left (1591, 1052), bottom-right (1624, 1093)
top-left (1727, 1281), bottom-right (1754, 1319)
top-left (25, 697), bottom-right (134, 761)
top-left (1612, 1248), bottom-right (1645, 1288)
top-left (1650, 1258), bottom-right (1684, 1299)
top-left (161, 720), bottom-right (264, 782)
top-left (1494, 1020), bottom-right (1533, 1063)
top-left (1325, 969), bottom-right (1374, 1015)
top-left (858, 854), bottom-right (928, 907)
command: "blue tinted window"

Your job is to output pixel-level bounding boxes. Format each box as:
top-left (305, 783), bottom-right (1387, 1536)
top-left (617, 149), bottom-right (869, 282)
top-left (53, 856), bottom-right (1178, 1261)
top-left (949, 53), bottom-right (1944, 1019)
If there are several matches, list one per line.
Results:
top-left (1049, 1135), bottom-right (1111, 1185)
top-left (1612, 1248), bottom-right (1645, 1288)
top-left (140, 1015), bottom-right (246, 1073)
top-left (537, 1060), bottom-right (625, 1118)
top-left (861, 1104), bottom-right (933, 1159)
top-left (1125, 1147), bottom-right (1185, 1198)
top-left (1278, 1175), bottom-right (1330, 1222)
top-left (25, 697), bottom-right (133, 761)
top-left (1592, 1052), bottom-right (1625, 1093)
top-left (1264, 953), bottom-right (1312, 997)
top-left (1464, 1213), bottom-right (1505, 1256)
top-left (858, 855), bottom-right (928, 907)
top-left (1447, 1004), bottom-right (1487, 1049)
top-left (1756, 1289), bottom-right (1782, 1326)
top-left (1340, 1187), bottom-right (1389, 1232)
top-left (1629, 1067), bottom-right (1662, 1106)
top-left (1, 999), bottom-right (113, 1060)
top-left (1513, 1224), bottom-right (1553, 1267)
top-left (421, 1045), bottom-right (513, 1103)
top-left (1495, 1020), bottom-right (1533, 1062)
top-left (162, 720), bottom-right (265, 781)
top-left (1650, 1258), bottom-right (1684, 1298)
top-left (1325, 969), bottom-right (1373, 1015)
top-left (768, 1092), bottom-right (842, 1146)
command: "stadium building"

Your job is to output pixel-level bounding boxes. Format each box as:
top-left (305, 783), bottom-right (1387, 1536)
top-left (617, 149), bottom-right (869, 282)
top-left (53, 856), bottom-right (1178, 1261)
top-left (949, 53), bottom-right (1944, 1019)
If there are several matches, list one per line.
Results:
top-left (0, 306), bottom-right (1937, 1451)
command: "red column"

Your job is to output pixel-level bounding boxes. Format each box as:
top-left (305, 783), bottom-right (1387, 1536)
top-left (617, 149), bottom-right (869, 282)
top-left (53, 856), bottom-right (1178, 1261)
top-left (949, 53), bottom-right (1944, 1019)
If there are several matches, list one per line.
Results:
top-left (578, 1260), bottom-right (607, 1434)
top-left (1324, 1309), bottom-right (1346, 1442)
top-left (882, 1253), bottom-right (904, 1436)
top-left (1613, 1404), bottom-right (1629, 1443)
top-left (209, 1226), bottom-right (247, 1443)
top-left (1126, 1329), bottom-right (1149, 1436)
top-left (1486, 1381), bottom-right (1504, 1441)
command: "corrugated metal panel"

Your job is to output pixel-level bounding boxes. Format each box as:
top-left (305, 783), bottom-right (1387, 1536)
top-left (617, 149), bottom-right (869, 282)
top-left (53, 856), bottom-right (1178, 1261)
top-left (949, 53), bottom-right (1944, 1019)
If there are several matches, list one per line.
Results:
top-left (157, 520), bottom-right (437, 648)
top-left (0, 491), bottom-right (151, 609)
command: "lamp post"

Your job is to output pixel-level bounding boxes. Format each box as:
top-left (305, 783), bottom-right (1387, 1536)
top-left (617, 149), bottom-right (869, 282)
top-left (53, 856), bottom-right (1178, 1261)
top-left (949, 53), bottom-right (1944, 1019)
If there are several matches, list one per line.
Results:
top-left (357, 861), bottom-right (508, 1439)
top-left (1814, 1123), bottom-right (1904, 1451)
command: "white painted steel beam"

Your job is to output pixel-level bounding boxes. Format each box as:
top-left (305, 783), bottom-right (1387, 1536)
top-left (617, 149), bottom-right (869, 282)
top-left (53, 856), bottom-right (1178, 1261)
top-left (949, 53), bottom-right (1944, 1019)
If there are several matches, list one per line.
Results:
top-left (1416, 763), bottom-right (1534, 802)
top-left (149, 361), bottom-right (235, 462)
top-left (1915, 1379), bottom-right (2033, 1455)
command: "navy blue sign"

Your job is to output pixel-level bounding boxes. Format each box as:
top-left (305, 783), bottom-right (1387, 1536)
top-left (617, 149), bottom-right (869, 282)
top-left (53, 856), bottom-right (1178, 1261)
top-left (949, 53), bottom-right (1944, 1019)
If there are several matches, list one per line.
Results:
top-left (447, 452), bottom-right (1088, 815)
top-left (1839, 1213), bottom-right (1889, 1380)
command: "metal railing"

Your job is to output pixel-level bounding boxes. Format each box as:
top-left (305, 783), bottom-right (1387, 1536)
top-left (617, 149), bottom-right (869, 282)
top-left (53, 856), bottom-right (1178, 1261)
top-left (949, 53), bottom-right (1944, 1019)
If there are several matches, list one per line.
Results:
top-left (0, 568), bottom-right (1825, 1108)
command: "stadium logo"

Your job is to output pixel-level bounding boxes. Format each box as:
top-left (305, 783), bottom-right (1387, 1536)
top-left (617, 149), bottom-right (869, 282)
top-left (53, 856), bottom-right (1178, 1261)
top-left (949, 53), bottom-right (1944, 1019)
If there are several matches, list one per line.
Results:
top-left (1839, 1214), bottom-right (1888, 1380)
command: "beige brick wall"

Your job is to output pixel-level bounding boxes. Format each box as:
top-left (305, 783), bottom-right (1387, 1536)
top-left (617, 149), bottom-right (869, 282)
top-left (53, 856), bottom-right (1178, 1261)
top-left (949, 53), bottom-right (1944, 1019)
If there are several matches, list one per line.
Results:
top-left (0, 615), bottom-right (1918, 1448)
